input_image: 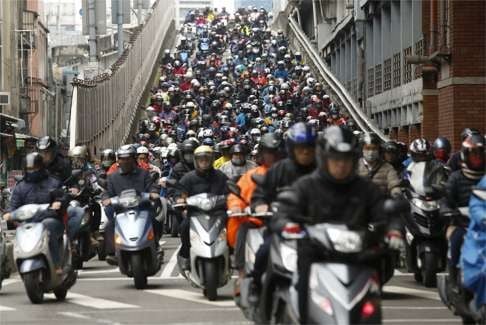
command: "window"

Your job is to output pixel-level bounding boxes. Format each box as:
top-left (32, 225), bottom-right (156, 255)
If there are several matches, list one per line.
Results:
top-left (441, 0), bottom-right (450, 49)
top-left (393, 52), bottom-right (401, 87)
top-left (403, 47), bottom-right (412, 83)
top-left (384, 58), bottom-right (392, 91)
top-left (375, 64), bottom-right (382, 94)
top-left (414, 39), bottom-right (424, 79)
top-left (368, 67), bottom-right (374, 98)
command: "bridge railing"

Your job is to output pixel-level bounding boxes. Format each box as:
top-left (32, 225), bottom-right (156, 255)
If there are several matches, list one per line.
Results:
top-left (69, 0), bottom-right (176, 153)
top-left (287, 16), bottom-right (388, 141)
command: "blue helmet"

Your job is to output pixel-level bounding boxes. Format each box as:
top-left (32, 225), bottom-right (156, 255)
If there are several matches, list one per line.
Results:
top-left (202, 137), bottom-right (215, 147)
top-left (286, 122), bottom-right (317, 155)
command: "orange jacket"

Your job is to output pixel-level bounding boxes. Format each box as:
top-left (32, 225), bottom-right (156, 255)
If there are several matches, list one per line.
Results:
top-left (106, 161), bottom-right (151, 175)
top-left (226, 165), bottom-right (268, 248)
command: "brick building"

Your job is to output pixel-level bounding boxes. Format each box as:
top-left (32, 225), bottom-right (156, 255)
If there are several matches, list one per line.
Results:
top-left (287, 0), bottom-right (485, 147)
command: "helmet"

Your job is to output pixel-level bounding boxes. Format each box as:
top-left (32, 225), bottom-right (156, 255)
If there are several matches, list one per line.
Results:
top-left (461, 134), bottom-right (485, 175)
top-left (383, 141), bottom-right (399, 154)
top-left (230, 143), bottom-right (247, 155)
top-left (361, 132), bottom-right (382, 147)
top-left (250, 128), bottom-right (261, 137)
top-left (136, 146), bottom-right (150, 155)
top-left (259, 132), bottom-right (283, 151)
top-left (193, 145), bottom-right (214, 172)
top-left (117, 144), bottom-right (136, 158)
top-left (409, 138), bottom-right (432, 162)
top-left (70, 145), bottom-right (88, 159)
top-left (36, 136), bottom-right (57, 151)
top-left (202, 138), bottom-right (214, 147)
top-left (432, 136), bottom-right (451, 162)
top-left (286, 122), bottom-right (317, 153)
top-left (316, 126), bottom-right (359, 183)
top-left (100, 149), bottom-right (115, 169)
top-left (25, 152), bottom-right (44, 171)
top-left (461, 128), bottom-right (480, 141)
top-left (202, 128), bottom-right (214, 138)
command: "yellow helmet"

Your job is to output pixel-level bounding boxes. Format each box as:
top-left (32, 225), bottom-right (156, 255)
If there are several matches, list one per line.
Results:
top-left (194, 146), bottom-right (214, 172)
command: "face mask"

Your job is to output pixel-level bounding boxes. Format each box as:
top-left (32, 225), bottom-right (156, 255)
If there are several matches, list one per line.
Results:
top-left (363, 150), bottom-right (380, 162)
top-left (119, 161), bottom-right (134, 174)
top-left (183, 153), bottom-right (194, 164)
top-left (231, 156), bottom-right (244, 166)
top-left (25, 170), bottom-right (47, 183)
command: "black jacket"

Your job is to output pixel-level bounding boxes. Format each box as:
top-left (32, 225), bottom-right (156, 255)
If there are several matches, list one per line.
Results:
top-left (251, 158), bottom-right (315, 208)
top-left (172, 161), bottom-right (193, 181)
top-left (47, 154), bottom-right (72, 182)
top-left (178, 169), bottom-right (228, 197)
top-left (103, 167), bottom-right (159, 199)
top-left (272, 171), bottom-right (395, 233)
top-left (8, 173), bottom-right (62, 212)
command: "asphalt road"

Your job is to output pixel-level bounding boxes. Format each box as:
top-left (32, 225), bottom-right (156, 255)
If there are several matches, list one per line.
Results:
top-left (0, 236), bottom-right (461, 325)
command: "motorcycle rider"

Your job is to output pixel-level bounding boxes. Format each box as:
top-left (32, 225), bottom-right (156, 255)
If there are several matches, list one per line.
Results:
top-left (214, 139), bottom-right (233, 168)
top-left (171, 138), bottom-right (198, 181)
top-left (220, 143), bottom-right (257, 181)
top-left (176, 145), bottom-right (229, 270)
top-left (383, 140), bottom-right (405, 176)
top-left (227, 133), bottom-right (284, 291)
top-left (98, 149), bottom-right (116, 179)
top-left (443, 133), bottom-right (485, 289)
top-left (448, 128), bottom-right (480, 172)
top-left (36, 136), bottom-right (72, 182)
top-left (357, 132), bottom-right (402, 197)
top-left (102, 145), bottom-right (162, 264)
top-left (273, 126), bottom-right (404, 323)
top-left (136, 146), bottom-right (162, 179)
top-left (3, 153), bottom-right (65, 273)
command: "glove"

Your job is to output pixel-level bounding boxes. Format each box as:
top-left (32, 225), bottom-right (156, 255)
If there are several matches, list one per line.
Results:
top-left (386, 230), bottom-right (404, 251)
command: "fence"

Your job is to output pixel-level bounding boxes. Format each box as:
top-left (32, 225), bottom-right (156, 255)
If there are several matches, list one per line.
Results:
top-left (69, 0), bottom-right (175, 154)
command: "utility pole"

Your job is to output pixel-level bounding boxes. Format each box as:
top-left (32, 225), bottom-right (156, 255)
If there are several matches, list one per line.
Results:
top-left (87, 0), bottom-right (97, 63)
top-left (117, 0), bottom-right (124, 56)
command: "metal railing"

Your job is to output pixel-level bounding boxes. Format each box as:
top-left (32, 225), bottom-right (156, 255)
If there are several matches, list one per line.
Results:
top-left (287, 16), bottom-right (388, 141)
top-left (69, 0), bottom-right (175, 152)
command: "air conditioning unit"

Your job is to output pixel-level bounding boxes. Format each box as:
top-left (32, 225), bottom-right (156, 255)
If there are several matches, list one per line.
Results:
top-left (0, 92), bottom-right (10, 106)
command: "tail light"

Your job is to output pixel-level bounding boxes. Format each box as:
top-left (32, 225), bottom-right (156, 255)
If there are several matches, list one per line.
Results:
top-left (361, 300), bottom-right (377, 319)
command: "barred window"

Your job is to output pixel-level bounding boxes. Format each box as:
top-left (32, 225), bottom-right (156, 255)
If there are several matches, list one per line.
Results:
top-left (383, 59), bottom-right (392, 91)
top-left (375, 64), bottom-right (382, 94)
top-left (393, 52), bottom-right (401, 87)
top-left (403, 47), bottom-right (412, 84)
top-left (368, 67), bottom-right (374, 97)
top-left (414, 39), bottom-right (424, 79)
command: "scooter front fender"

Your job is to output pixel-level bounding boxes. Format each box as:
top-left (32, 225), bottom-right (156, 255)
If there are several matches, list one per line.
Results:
top-left (19, 258), bottom-right (46, 274)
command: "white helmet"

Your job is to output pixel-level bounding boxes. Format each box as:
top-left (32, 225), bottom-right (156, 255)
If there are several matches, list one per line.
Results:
top-left (136, 146), bottom-right (149, 155)
top-left (202, 128), bottom-right (214, 138)
top-left (250, 128), bottom-right (261, 137)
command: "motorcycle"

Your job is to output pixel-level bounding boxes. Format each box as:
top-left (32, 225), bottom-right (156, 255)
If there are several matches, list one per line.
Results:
top-left (273, 222), bottom-right (385, 324)
top-left (403, 161), bottom-right (448, 287)
top-left (0, 219), bottom-right (11, 290)
top-left (111, 189), bottom-right (162, 289)
top-left (12, 204), bottom-right (77, 303)
top-left (97, 199), bottom-right (108, 261)
top-left (437, 206), bottom-right (481, 324)
top-left (173, 191), bottom-right (230, 301)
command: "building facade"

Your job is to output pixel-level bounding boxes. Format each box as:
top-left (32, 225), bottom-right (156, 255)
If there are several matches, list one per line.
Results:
top-left (291, 0), bottom-right (485, 147)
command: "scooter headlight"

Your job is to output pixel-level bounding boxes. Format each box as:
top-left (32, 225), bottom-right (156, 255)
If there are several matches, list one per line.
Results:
top-left (217, 228), bottom-right (227, 243)
top-left (411, 198), bottom-right (439, 211)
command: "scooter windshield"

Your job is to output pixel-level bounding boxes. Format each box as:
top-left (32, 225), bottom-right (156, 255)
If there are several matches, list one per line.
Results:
top-left (187, 193), bottom-right (224, 211)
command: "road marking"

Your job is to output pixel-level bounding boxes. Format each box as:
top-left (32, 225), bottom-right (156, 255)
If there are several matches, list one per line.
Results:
top-left (384, 319), bottom-right (460, 323)
top-left (0, 304), bottom-right (16, 311)
top-left (383, 306), bottom-right (447, 310)
top-left (2, 278), bottom-right (21, 287)
top-left (393, 269), bottom-right (413, 276)
top-left (47, 292), bottom-right (139, 309)
top-left (384, 285), bottom-right (440, 301)
top-left (160, 244), bottom-right (181, 279)
top-left (58, 312), bottom-right (91, 320)
top-left (78, 268), bottom-right (120, 275)
top-left (145, 288), bottom-right (236, 307)
top-left (58, 311), bottom-right (122, 325)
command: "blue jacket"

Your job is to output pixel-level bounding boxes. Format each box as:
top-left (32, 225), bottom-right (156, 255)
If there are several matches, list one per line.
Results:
top-left (8, 175), bottom-right (62, 212)
top-left (273, 69), bottom-right (288, 80)
top-left (461, 176), bottom-right (486, 307)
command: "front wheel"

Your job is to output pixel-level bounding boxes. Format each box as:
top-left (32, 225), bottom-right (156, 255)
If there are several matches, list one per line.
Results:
top-left (203, 260), bottom-right (218, 301)
top-left (54, 287), bottom-right (68, 301)
top-left (23, 270), bottom-right (44, 304)
top-left (131, 253), bottom-right (147, 289)
top-left (422, 253), bottom-right (438, 287)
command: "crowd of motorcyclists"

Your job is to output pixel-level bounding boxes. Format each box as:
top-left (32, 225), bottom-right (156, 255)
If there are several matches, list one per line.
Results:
top-left (1, 4), bottom-right (485, 324)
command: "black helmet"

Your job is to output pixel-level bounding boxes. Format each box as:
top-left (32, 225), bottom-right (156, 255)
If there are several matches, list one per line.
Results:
top-left (230, 143), bottom-right (247, 155)
top-left (432, 137), bottom-right (451, 153)
top-left (383, 141), bottom-right (399, 154)
top-left (117, 145), bottom-right (136, 158)
top-left (181, 138), bottom-right (198, 154)
top-left (259, 132), bottom-right (283, 151)
top-left (461, 134), bottom-right (485, 176)
top-left (36, 136), bottom-right (57, 151)
top-left (316, 126), bottom-right (359, 183)
top-left (100, 149), bottom-right (115, 168)
top-left (25, 152), bottom-right (44, 170)
top-left (286, 122), bottom-right (317, 153)
top-left (409, 138), bottom-right (431, 162)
